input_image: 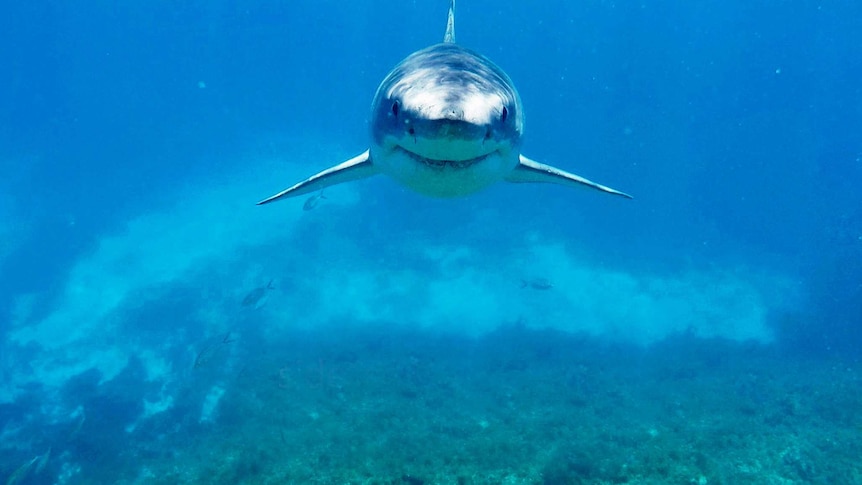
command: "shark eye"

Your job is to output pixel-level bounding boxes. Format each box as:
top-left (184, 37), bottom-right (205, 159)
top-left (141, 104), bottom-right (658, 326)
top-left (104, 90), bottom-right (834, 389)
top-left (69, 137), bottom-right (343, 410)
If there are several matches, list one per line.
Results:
top-left (500, 106), bottom-right (509, 124)
top-left (391, 100), bottom-right (400, 117)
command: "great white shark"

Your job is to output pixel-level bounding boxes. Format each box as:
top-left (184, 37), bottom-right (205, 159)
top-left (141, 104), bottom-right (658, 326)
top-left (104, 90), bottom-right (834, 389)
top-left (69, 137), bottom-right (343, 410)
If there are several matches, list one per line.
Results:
top-left (258, 0), bottom-right (631, 205)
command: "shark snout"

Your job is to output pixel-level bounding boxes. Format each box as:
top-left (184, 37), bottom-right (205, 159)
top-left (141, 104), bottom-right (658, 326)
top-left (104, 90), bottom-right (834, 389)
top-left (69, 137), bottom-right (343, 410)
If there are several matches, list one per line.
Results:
top-left (442, 108), bottom-right (464, 120)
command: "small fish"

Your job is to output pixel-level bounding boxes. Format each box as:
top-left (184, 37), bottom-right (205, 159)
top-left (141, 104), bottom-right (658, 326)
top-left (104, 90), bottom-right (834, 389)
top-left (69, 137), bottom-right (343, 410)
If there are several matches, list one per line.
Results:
top-left (194, 334), bottom-right (234, 370)
top-left (69, 409), bottom-right (86, 440)
top-left (242, 279), bottom-right (275, 309)
top-left (302, 190), bottom-right (327, 211)
top-left (5, 448), bottom-right (50, 485)
top-left (34, 447), bottom-right (50, 474)
top-left (520, 278), bottom-right (554, 290)
top-left (193, 344), bottom-right (217, 369)
top-left (5, 456), bottom-right (37, 485)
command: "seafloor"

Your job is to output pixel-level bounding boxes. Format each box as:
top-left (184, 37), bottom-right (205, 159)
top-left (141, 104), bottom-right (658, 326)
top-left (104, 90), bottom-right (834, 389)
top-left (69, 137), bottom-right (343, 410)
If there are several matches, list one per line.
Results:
top-left (7, 322), bottom-right (859, 484)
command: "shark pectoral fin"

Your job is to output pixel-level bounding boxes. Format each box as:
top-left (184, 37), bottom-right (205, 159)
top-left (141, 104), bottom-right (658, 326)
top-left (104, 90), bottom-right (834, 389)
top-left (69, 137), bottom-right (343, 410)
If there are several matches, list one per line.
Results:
top-left (506, 154), bottom-right (633, 199)
top-left (257, 150), bottom-right (378, 205)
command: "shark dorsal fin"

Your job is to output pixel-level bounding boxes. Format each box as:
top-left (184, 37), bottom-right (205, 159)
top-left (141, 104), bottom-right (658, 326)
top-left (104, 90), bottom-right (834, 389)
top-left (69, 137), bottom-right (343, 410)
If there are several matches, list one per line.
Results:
top-left (444, 0), bottom-right (456, 43)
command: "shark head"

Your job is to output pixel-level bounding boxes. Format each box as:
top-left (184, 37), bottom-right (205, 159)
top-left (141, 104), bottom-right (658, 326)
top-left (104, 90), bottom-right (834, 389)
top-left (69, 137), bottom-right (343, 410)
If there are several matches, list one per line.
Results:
top-left (369, 43), bottom-right (525, 197)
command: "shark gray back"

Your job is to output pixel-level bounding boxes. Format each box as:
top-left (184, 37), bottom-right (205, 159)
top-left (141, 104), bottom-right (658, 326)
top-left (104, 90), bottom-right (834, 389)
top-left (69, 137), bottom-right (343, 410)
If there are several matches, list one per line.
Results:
top-left (258, 0), bottom-right (631, 205)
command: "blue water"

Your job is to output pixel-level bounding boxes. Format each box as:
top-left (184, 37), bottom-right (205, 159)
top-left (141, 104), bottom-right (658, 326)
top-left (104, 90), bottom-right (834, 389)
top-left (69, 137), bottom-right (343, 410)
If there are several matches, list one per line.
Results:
top-left (2, 1), bottom-right (860, 483)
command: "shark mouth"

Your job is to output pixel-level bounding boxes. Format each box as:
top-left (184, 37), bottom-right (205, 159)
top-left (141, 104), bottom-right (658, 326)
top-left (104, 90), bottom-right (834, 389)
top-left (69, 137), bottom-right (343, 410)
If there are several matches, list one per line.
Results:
top-left (398, 146), bottom-right (489, 169)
